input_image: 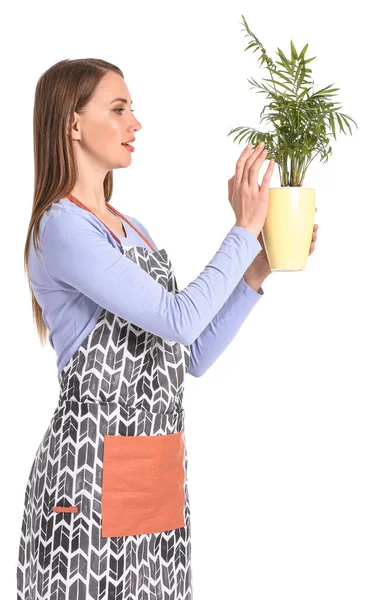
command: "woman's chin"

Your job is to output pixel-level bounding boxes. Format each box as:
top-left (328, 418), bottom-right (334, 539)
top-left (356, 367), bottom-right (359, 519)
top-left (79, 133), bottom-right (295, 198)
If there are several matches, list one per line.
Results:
top-left (114, 157), bottom-right (132, 169)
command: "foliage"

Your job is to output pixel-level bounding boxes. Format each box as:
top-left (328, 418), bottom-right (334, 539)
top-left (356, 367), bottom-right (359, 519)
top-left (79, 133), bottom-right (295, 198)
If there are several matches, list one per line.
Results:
top-left (227, 15), bottom-right (358, 186)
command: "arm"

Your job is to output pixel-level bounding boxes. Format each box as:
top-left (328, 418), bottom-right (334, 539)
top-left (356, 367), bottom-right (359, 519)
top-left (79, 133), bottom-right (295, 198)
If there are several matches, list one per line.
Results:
top-left (41, 206), bottom-right (263, 347)
top-left (129, 216), bottom-right (265, 377)
top-left (187, 275), bottom-right (264, 377)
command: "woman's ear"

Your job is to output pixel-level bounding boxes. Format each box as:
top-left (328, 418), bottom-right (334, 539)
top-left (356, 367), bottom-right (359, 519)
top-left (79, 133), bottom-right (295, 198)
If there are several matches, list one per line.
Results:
top-left (67, 112), bottom-right (81, 141)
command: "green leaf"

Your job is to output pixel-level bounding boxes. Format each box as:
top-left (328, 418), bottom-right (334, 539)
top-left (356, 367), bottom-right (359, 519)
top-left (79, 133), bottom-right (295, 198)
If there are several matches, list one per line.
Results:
top-left (328, 114), bottom-right (336, 139)
top-left (335, 113), bottom-right (346, 134)
top-left (340, 113), bottom-right (358, 131)
top-left (276, 48), bottom-right (293, 73)
top-left (226, 127), bottom-right (254, 144)
top-left (297, 69), bottom-right (306, 90)
top-left (299, 43), bottom-right (309, 59)
top-left (290, 40), bottom-right (299, 61)
top-left (310, 85), bottom-right (340, 99)
top-left (275, 71), bottom-right (294, 84)
top-left (340, 115), bottom-right (353, 134)
top-left (261, 78), bottom-right (295, 94)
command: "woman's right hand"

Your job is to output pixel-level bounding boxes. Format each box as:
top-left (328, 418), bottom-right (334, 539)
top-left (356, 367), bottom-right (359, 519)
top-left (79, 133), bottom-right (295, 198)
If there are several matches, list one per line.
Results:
top-left (229, 141), bottom-right (275, 239)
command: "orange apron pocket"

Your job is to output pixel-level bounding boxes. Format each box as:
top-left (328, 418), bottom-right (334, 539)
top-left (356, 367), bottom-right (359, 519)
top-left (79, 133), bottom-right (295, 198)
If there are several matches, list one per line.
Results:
top-left (101, 430), bottom-right (186, 537)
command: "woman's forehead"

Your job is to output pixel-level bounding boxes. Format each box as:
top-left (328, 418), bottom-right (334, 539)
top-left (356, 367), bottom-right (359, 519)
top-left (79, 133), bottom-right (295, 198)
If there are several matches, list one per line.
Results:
top-left (95, 71), bottom-right (132, 103)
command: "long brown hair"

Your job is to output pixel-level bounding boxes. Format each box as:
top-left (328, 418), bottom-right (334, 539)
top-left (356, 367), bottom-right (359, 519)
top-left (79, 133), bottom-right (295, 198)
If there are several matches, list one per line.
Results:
top-left (24, 58), bottom-right (124, 345)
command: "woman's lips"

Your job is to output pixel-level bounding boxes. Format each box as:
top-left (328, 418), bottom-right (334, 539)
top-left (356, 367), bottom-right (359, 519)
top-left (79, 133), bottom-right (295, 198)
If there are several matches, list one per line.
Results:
top-left (122, 143), bottom-right (134, 152)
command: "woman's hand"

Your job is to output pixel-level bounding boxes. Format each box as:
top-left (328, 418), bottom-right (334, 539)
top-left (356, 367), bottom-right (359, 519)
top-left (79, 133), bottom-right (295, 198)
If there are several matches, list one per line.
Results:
top-left (253, 216), bottom-right (318, 277)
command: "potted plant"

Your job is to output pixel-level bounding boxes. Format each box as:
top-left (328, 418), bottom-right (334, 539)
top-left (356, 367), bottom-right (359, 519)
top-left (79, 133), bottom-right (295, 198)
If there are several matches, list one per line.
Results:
top-left (228, 15), bottom-right (358, 271)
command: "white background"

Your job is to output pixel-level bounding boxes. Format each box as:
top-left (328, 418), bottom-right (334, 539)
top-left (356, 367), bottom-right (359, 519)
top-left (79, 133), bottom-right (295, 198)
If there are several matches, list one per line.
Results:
top-left (1, 0), bottom-right (378, 598)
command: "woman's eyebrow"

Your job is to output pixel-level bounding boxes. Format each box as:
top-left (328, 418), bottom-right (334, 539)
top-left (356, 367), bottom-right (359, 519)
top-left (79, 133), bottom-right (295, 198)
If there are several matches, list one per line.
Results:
top-left (110, 97), bottom-right (133, 104)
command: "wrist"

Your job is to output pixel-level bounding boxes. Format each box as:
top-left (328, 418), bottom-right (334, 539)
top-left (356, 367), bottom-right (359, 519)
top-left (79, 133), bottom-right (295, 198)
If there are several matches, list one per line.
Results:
top-left (243, 271), bottom-right (268, 292)
top-left (234, 221), bottom-right (260, 239)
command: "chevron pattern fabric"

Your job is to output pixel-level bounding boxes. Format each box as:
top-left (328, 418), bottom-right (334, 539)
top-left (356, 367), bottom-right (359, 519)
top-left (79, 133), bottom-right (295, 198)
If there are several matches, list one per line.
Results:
top-left (17, 245), bottom-right (193, 599)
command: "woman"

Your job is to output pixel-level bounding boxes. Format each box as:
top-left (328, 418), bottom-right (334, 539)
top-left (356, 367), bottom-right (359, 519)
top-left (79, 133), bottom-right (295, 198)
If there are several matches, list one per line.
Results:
top-left (17, 57), bottom-right (312, 600)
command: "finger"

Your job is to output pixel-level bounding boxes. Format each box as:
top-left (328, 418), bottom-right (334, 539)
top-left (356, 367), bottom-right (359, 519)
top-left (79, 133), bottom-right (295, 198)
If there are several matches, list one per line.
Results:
top-left (259, 159), bottom-right (275, 194)
top-left (236, 142), bottom-right (265, 186)
top-left (228, 176), bottom-right (235, 203)
top-left (235, 143), bottom-right (257, 186)
top-left (245, 146), bottom-right (268, 188)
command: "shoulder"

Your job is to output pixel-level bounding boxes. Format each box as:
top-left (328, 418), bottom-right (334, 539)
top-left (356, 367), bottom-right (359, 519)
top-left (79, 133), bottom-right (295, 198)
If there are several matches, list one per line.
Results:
top-left (40, 197), bottom-right (114, 244)
top-left (36, 197), bottom-right (155, 250)
top-left (44, 197), bottom-right (106, 230)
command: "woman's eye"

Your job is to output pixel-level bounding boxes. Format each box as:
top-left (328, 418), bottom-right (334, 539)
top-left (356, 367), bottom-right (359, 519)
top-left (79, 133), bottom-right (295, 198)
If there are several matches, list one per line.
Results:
top-left (114, 108), bottom-right (134, 114)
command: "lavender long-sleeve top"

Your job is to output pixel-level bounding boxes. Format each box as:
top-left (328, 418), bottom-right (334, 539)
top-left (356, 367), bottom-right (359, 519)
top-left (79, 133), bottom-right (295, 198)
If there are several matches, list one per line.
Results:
top-left (28, 197), bottom-right (264, 380)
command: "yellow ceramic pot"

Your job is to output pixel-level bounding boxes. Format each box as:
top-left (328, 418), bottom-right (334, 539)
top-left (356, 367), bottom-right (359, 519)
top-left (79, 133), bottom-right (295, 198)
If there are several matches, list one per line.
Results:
top-left (262, 187), bottom-right (316, 271)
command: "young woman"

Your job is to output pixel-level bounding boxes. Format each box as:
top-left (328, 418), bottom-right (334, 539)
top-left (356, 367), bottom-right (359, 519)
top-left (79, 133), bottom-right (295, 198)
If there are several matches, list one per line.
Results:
top-left (18, 57), bottom-right (277, 599)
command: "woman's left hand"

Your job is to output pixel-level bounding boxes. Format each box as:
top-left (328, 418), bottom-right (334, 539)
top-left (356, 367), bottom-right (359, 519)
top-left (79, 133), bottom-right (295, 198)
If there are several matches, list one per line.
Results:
top-left (254, 210), bottom-right (319, 277)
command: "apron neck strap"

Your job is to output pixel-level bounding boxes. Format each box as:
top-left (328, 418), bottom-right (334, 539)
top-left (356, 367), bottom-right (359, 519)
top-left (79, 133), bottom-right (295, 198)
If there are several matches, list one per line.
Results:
top-left (66, 193), bottom-right (156, 252)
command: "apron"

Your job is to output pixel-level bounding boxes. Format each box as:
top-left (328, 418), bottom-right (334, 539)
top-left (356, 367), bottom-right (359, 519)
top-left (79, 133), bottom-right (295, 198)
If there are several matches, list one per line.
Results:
top-left (17, 194), bottom-right (193, 600)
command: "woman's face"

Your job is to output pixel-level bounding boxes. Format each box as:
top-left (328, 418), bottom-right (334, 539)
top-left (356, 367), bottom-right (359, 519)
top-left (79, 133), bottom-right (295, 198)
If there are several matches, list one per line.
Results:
top-left (69, 70), bottom-right (142, 170)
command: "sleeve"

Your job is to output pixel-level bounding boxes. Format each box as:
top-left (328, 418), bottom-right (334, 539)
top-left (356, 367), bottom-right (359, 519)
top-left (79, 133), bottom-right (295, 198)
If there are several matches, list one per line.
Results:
top-left (129, 214), bottom-right (265, 377)
top-left (41, 209), bottom-right (262, 347)
top-left (187, 276), bottom-right (264, 377)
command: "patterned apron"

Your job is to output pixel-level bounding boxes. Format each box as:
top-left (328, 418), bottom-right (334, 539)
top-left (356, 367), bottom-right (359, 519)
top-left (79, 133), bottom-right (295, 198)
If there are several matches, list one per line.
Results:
top-left (17, 193), bottom-right (193, 600)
